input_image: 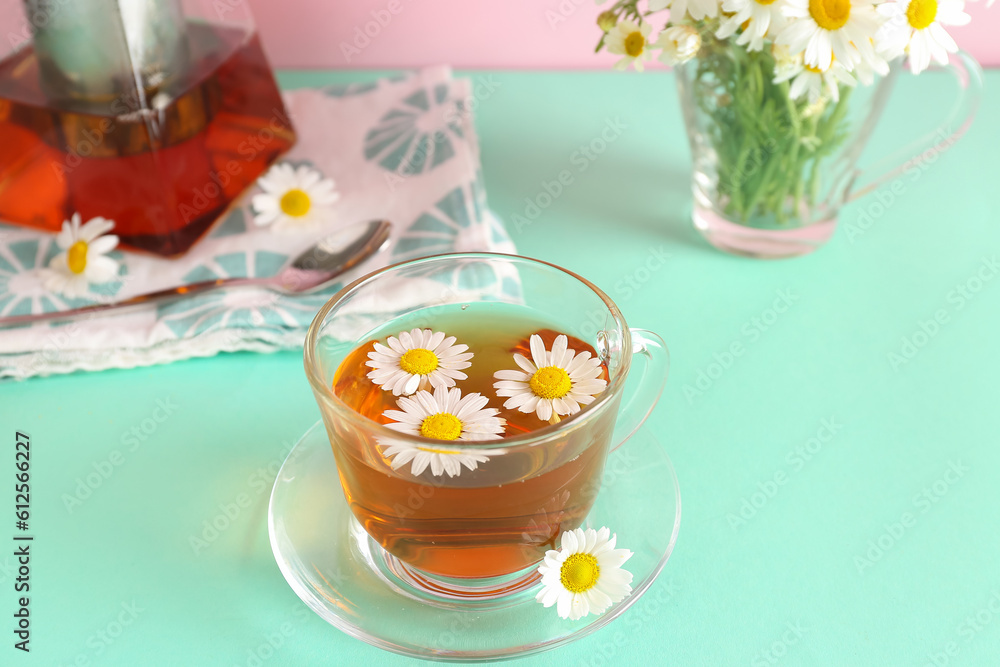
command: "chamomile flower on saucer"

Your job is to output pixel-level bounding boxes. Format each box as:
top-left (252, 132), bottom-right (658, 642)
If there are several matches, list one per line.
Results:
top-left (251, 163), bottom-right (339, 232)
top-left (875, 0), bottom-right (970, 74)
top-left (367, 328), bottom-right (474, 396)
top-left (717, 0), bottom-right (789, 52)
top-left (774, 59), bottom-right (856, 103)
top-left (605, 19), bottom-right (655, 71)
top-left (778, 0), bottom-right (883, 71)
top-left (381, 386), bottom-right (506, 477)
top-left (536, 526), bottom-right (634, 620)
top-left (493, 334), bottom-right (607, 423)
top-left (39, 214), bottom-right (119, 299)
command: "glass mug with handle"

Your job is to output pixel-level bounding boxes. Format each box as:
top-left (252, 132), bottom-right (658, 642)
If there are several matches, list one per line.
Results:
top-left (304, 253), bottom-right (669, 598)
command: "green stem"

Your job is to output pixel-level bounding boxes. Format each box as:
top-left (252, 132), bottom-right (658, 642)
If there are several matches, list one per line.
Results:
top-left (743, 139), bottom-right (782, 219)
top-left (692, 39), bottom-right (855, 227)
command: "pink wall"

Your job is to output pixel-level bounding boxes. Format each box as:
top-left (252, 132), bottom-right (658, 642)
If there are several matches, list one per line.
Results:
top-left (247, 1), bottom-right (1000, 69)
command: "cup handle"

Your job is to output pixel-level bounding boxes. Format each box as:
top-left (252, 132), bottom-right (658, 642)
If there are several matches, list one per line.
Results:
top-left (610, 328), bottom-right (669, 451)
top-left (844, 50), bottom-right (983, 203)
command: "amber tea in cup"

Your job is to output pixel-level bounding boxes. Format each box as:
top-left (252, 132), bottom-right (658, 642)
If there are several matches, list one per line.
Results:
top-left (332, 308), bottom-right (614, 578)
top-left (305, 254), bottom-right (668, 589)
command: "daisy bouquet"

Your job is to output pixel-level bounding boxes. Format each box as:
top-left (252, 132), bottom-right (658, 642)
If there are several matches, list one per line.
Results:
top-left (595, 0), bottom-right (987, 226)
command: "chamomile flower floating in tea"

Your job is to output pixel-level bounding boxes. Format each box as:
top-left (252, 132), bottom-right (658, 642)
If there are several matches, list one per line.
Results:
top-left (493, 334), bottom-right (607, 423)
top-left (875, 0), bottom-right (971, 74)
top-left (251, 163), bottom-right (339, 232)
top-left (367, 328), bottom-right (474, 396)
top-left (536, 527), bottom-right (634, 621)
top-left (381, 386), bottom-right (506, 477)
top-left (39, 214), bottom-right (119, 299)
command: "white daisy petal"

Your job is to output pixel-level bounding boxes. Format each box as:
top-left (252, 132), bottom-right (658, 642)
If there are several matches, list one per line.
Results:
top-left (520, 396), bottom-right (541, 414)
top-left (538, 585), bottom-right (561, 607)
top-left (86, 234), bottom-right (119, 256)
top-left (494, 369), bottom-right (529, 382)
top-left (513, 353), bottom-right (537, 374)
top-left (556, 592), bottom-right (573, 619)
top-left (411, 452), bottom-right (432, 476)
top-left (79, 217), bottom-right (114, 242)
top-left (378, 386), bottom-right (504, 477)
top-left (503, 392), bottom-right (534, 410)
top-left (250, 162), bottom-right (340, 234)
top-left (41, 214), bottom-right (120, 299)
top-left (536, 526), bottom-right (634, 620)
top-left (48, 252), bottom-right (68, 270)
top-left (571, 379), bottom-right (608, 394)
top-left (570, 594), bottom-right (590, 621)
top-left (84, 255), bottom-right (119, 283)
top-left (550, 397), bottom-right (569, 416)
top-left (562, 529), bottom-right (579, 552)
top-left (455, 393), bottom-right (488, 419)
top-left (585, 586), bottom-right (613, 612)
top-left (494, 380), bottom-right (529, 391)
top-left (529, 334), bottom-right (548, 367)
top-left (434, 336), bottom-right (460, 354)
top-left (565, 351), bottom-right (593, 375)
top-left (493, 335), bottom-right (608, 424)
top-left (252, 208), bottom-right (281, 227)
top-left (551, 335), bottom-right (567, 364)
top-left (444, 387), bottom-right (463, 414)
top-left (414, 390), bottom-right (439, 415)
top-left (55, 222), bottom-right (74, 249)
top-left (496, 380), bottom-right (533, 396)
top-left (393, 373), bottom-right (414, 396)
top-left (426, 330), bottom-right (445, 351)
top-left (366, 329), bottom-right (475, 396)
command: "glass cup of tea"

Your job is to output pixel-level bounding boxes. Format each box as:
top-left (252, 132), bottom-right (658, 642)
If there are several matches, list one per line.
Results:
top-left (303, 252), bottom-right (669, 599)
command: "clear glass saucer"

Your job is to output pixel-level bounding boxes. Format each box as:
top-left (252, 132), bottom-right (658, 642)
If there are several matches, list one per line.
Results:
top-left (268, 420), bottom-right (681, 662)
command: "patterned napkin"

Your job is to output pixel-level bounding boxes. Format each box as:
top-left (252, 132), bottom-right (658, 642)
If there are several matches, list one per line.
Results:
top-left (0, 67), bottom-right (515, 380)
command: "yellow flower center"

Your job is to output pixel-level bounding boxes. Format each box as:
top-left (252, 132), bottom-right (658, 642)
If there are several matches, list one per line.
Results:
top-left (805, 64), bottom-right (825, 73)
top-left (756, 0), bottom-right (779, 5)
top-left (809, 0), bottom-right (851, 30)
top-left (399, 348), bottom-right (439, 375)
top-left (560, 553), bottom-right (601, 594)
top-left (529, 366), bottom-right (572, 400)
top-left (279, 188), bottom-right (312, 217)
top-left (624, 31), bottom-right (645, 57)
top-left (906, 0), bottom-right (937, 29)
top-left (67, 240), bottom-right (88, 274)
top-left (419, 413), bottom-right (462, 440)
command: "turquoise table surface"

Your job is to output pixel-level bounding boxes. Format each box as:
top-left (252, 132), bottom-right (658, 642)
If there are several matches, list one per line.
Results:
top-left (2, 68), bottom-right (999, 666)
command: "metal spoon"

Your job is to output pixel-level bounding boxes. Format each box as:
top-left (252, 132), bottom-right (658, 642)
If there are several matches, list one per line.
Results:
top-left (0, 219), bottom-right (392, 327)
